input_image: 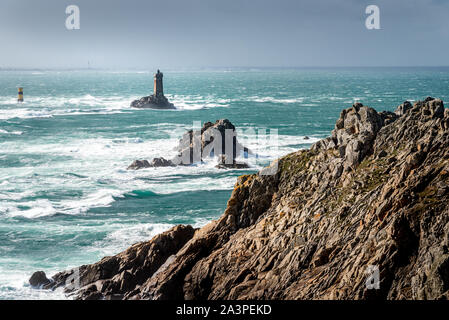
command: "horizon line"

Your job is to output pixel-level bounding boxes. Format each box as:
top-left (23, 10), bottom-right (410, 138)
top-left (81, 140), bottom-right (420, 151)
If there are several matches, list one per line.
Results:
top-left (1, 65), bottom-right (449, 71)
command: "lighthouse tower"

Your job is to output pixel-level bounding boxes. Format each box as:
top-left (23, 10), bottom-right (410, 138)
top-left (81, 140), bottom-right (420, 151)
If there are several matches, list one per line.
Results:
top-left (154, 69), bottom-right (164, 96)
top-left (131, 69), bottom-right (175, 109)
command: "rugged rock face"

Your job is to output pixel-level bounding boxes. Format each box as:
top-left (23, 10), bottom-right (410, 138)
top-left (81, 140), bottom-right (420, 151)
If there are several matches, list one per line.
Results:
top-left (215, 155), bottom-right (250, 169)
top-left (35, 225), bottom-right (195, 300)
top-left (29, 271), bottom-right (51, 288)
top-left (34, 97), bottom-right (449, 300)
top-left (130, 94), bottom-right (176, 110)
top-left (127, 157), bottom-right (176, 170)
top-left (128, 119), bottom-right (250, 170)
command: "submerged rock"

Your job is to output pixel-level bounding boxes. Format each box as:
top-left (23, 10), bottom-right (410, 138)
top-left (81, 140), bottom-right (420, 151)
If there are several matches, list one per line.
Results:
top-left (34, 97), bottom-right (449, 300)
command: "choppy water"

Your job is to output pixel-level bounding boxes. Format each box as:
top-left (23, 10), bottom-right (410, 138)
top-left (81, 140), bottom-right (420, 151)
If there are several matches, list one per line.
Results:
top-left (1, 68), bottom-right (448, 299)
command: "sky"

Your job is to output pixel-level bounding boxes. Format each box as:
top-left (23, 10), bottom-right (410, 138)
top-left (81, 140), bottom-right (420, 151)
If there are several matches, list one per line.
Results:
top-left (0, 0), bottom-right (448, 69)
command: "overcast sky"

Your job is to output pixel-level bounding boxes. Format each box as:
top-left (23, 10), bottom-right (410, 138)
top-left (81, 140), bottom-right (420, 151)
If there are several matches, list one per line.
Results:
top-left (0, 0), bottom-right (448, 69)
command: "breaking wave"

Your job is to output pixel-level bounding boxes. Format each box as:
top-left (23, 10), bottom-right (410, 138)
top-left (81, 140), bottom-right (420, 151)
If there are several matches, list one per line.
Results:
top-left (0, 95), bottom-right (133, 120)
top-left (0, 129), bottom-right (23, 135)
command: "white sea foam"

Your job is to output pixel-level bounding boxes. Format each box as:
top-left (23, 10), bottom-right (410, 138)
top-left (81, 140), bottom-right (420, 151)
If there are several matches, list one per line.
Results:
top-left (0, 129), bottom-right (23, 135)
top-left (93, 223), bottom-right (174, 256)
top-left (0, 94), bottom-right (134, 120)
top-left (237, 132), bottom-right (321, 158)
top-left (1, 130), bottom-right (322, 217)
top-left (0, 133), bottom-right (233, 217)
top-left (243, 96), bottom-right (304, 104)
top-left (1, 199), bottom-right (57, 219)
top-left (300, 103), bottom-right (319, 107)
top-left (0, 108), bottom-right (53, 120)
top-left (328, 96), bottom-right (346, 101)
top-left (58, 189), bottom-right (122, 215)
top-left (0, 112), bottom-right (323, 219)
top-left (0, 271), bottom-right (68, 300)
top-left (0, 189), bottom-right (34, 201)
top-left (167, 94), bottom-right (230, 110)
top-left (0, 93), bottom-right (234, 120)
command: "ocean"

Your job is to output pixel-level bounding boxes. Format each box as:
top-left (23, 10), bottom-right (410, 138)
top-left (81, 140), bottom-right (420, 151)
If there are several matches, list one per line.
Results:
top-left (1, 67), bottom-right (448, 299)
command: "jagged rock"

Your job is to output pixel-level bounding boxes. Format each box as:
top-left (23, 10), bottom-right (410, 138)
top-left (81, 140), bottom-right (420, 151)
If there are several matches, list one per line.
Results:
top-left (151, 157), bottom-right (176, 167)
top-left (127, 158), bottom-right (175, 170)
top-left (34, 97), bottom-right (449, 300)
top-left (327, 102), bottom-right (384, 171)
top-left (29, 271), bottom-right (51, 288)
top-left (215, 155), bottom-right (249, 169)
top-left (423, 98), bottom-right (444, 118)
top-left (35, 225), bottom-right (195, 300)
top-left (174, 119), bottom-right (246, 163)
top-left (395, 101), bottom-right (412, 116)
top-left (128, 119), bottom-right (250, 169)
top-left (379, 111), bottom-right (398, 126)
top-left (130, 95), bottom-right (175, 110)
top-left (127, 160), bottom-right (151, 170)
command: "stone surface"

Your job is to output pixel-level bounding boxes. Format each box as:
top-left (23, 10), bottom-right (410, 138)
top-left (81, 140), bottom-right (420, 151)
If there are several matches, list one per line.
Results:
top-left (215, 155), bottom-right (249, 169)
top-left (327, 102), bottom-right (384, 172)
top-left (127, 157), bottom-right (175, 170)
top-left (29, 271), bottom-right (51, 288)
top-left (34, 97), bottom-right (449, 300)
top-left (395, 101), bottom-right (412, 116)
top-left (33, 225), bottom-right (195, 300)
top-left (130, 94), bottom-right (175, 110)
top-left (127, 159), bottom-right (151, 170)
top-left (128, 119), bottom-right (250, 169)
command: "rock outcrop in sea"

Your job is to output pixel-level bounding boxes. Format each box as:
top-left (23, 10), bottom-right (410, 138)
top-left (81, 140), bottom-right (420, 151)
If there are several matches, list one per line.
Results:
top-left (127, 119), bottom-right (250, 170)
top-left (130, 94), bottom-right (175, 110)
top-left (31, 97), bottom-right (449, 300)
top-left (131, 70), bottom-right (176, 110)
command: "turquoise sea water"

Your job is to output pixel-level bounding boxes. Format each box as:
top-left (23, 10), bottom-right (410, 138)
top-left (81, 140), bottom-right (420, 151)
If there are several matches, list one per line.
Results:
top-left (1, 68), bottom-right (449, 299)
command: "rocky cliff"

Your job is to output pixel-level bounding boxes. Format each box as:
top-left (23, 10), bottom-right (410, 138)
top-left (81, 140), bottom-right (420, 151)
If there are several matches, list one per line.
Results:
top-left (31, 97), bottom-right (449, 300)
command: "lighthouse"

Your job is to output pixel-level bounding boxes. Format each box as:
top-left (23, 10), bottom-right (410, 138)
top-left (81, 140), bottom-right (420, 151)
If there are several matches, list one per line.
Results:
top-left (154, 69), bottom-right (164, 96)
top-left (130, 69), bottom-right (175, 109)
